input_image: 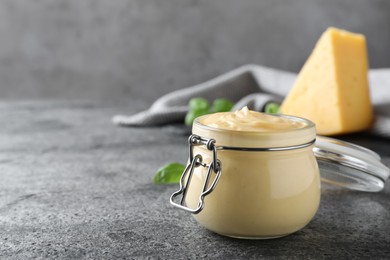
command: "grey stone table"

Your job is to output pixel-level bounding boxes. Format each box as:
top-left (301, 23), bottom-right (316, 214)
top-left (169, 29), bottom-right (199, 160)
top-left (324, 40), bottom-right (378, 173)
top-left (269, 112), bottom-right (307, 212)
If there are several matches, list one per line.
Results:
top-left (1, 100), bottom-right (390, 259)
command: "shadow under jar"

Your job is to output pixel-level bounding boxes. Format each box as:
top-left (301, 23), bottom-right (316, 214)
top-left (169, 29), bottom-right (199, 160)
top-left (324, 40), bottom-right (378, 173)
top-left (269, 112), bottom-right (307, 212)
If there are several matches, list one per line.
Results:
top-left (171, 108), bottom-right (321, 239)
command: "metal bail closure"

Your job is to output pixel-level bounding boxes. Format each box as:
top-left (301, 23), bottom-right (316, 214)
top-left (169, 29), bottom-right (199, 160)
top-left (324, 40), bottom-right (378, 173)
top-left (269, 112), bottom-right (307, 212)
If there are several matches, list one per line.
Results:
top-left (170, 134), bottom-right (222, 214)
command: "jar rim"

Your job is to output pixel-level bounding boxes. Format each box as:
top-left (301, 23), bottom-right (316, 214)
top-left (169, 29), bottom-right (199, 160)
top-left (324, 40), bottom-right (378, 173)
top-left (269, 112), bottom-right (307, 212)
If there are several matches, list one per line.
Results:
top-left (194, 113), bottom-right (315, 135)
top-left (193, 113), bottom-right (316, 148)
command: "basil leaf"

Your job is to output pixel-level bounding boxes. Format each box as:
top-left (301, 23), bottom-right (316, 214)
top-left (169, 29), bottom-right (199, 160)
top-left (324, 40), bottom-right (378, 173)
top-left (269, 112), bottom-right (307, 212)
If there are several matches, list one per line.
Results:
top-left (264, 102), bottom-right (281, 114)
top-left (185, 97), bottom-right (234, 126)
top-left (188, 97), bottom-right (210, 111)
top-left (184, 108), bottom-right (209, 126)
top-left (153, 162), bottom-right (186, 184)
top-left (210, 98), bottom-right (234, 113)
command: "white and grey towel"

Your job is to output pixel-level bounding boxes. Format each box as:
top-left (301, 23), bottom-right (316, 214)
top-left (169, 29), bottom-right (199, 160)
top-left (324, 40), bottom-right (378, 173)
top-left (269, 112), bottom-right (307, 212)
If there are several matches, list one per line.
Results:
top-left (113, 64), bottom-right (390, 138)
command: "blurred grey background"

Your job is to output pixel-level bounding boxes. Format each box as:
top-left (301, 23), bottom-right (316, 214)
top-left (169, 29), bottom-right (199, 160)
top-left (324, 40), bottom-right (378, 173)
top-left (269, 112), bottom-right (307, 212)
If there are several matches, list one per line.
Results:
top-left (0, 0), bottom-right (389, 102)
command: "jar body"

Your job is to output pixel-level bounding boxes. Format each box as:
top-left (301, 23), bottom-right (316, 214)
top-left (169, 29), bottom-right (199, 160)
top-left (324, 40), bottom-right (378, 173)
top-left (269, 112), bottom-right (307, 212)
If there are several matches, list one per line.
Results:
top-left (185, 144), bottom-right (321, 239)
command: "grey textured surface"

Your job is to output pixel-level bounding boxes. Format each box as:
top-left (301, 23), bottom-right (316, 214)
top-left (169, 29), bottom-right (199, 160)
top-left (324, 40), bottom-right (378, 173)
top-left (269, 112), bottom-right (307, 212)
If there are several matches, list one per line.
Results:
top-left (1, 100), bottom-right (390, 259)
top-left (0, 0), bottom-right (390, 102)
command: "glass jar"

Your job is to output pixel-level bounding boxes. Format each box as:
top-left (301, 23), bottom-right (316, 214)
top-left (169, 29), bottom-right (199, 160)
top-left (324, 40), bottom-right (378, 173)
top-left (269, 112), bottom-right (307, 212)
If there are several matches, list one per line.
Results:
top-left (171, 113), bottom-right (320, 239)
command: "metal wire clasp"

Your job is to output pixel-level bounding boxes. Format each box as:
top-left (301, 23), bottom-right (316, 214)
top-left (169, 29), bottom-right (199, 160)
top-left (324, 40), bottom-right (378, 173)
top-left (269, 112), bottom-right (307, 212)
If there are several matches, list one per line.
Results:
top-left (170, 134), bottom-right (222, 214)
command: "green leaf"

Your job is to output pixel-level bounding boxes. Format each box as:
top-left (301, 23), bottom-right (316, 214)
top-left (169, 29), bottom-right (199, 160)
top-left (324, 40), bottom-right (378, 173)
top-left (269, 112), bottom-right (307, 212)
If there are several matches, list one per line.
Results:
top-left (264, 102), bottom-right (281, 114)
top-left (185, 97), bottom-right (235, 126)
top-left (153, 162), bottom-right (186, 184)
top-left (184, 108), bottom-right (209, 126)
top-left (210, 98), bottom-right (234, 113)
top-left (188, 97), bottom-right (210, 111)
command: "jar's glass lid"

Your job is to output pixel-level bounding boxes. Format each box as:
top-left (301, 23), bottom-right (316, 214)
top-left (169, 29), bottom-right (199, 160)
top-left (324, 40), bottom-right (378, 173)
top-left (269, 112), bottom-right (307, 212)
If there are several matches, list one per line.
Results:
top-left (314, 136), bottom-right (389, 192)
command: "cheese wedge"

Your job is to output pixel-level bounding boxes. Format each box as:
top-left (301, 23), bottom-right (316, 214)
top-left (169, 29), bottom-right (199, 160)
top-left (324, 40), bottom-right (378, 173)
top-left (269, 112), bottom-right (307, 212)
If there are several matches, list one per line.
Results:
top-left (281, 27), bottom-right (374, 135)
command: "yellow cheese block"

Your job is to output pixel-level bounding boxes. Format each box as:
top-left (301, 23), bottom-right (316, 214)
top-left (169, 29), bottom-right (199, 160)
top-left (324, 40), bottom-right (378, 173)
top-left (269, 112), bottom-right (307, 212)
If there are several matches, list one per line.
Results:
top-left (281, 27), bottom-right (374, 135)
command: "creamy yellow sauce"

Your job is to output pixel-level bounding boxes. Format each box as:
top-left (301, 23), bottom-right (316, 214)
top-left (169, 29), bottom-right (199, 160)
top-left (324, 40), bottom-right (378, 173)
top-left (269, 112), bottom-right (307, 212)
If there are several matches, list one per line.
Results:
top-left (184, 107), bottom-right (320, 239)
top-left (200, 106), bottom-right (307, 132)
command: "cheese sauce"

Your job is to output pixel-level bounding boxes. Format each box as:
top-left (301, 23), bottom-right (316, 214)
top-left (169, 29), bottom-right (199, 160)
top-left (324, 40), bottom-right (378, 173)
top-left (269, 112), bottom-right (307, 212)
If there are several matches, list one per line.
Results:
top-left (201, 106), bottom-right (307, 132)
